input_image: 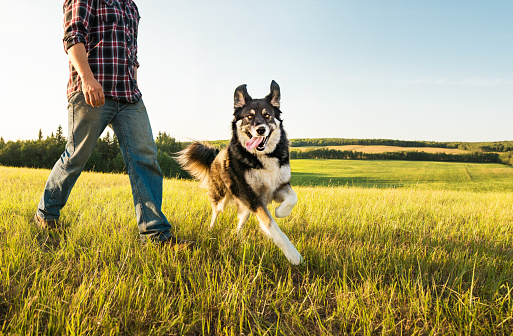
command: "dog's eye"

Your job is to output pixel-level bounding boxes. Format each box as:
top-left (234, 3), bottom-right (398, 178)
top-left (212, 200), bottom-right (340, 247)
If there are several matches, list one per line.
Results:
top-left (247, 115), bottom-right (253, 120)
top-left (264, 114), bottom-right (271, 119)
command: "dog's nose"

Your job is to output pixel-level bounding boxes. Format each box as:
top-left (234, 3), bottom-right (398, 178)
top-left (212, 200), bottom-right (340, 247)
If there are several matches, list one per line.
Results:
top-left (256, 126), bottom-right (266, 136)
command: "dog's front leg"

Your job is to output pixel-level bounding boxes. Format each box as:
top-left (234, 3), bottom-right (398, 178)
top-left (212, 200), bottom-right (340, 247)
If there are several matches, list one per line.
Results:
top-left (274, 183), bottom-right (297, 218)
top-left (254, 206), bottom-right (303, 265)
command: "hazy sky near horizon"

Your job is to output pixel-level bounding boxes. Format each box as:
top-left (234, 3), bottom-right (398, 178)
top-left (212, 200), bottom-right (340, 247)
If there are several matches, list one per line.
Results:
top-left (1, 1), bottom-right (512, 143)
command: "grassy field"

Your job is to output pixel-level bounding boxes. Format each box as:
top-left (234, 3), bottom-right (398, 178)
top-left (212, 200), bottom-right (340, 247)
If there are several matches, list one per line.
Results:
top-left (291, 159), bottom-right (513, 192)
top-left (1, 161), bottom-right (513, 335)
top-left (292, 145), bottom-right (470, 154)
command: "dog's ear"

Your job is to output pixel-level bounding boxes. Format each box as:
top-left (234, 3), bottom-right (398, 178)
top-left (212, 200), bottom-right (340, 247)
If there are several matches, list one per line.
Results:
top-left (234, 84), bottom-right (252, 111)
top-left (265, 80), bottom-right (280, 109)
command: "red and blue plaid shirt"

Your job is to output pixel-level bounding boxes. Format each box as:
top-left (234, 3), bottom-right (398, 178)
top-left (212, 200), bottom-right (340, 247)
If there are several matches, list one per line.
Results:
top-left (63, 0), bottom-right (142, 103)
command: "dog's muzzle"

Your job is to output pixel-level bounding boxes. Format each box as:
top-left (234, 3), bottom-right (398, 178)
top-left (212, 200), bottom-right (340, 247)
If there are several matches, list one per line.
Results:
top-left (246, 126), bottom-right (272, 151)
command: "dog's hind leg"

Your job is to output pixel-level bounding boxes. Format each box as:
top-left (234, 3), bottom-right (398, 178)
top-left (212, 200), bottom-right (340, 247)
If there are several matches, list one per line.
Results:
top-left (210, 204), bottom-right (221, 229)
top-left (210, 195), bottom-right (231, 229)
top-left (236, 203), bottom-right (251, 234)
top-left (274, 183), bottom-right (297, 218)
top-left (254, 206), bottom-right (303, 265)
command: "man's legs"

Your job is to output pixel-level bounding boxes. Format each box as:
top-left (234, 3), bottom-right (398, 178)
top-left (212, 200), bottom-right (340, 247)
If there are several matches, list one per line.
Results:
top-left (109, 99), bottom-right (174, 242)
top-left (37, 93), bottom-right (181, 244)
top-left (37, 92), bottom-right (112, 221)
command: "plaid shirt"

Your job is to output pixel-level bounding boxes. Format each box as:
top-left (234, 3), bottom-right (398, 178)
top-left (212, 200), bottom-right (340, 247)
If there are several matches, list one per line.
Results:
top-left (63, 0), bottom-right (142, 103)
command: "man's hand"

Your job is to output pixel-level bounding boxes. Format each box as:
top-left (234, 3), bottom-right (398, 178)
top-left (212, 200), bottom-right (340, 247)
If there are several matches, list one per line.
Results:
top-left (81, 74), bottom-right (105, 107)
top-left (68, 43), bottom-right (105, 107)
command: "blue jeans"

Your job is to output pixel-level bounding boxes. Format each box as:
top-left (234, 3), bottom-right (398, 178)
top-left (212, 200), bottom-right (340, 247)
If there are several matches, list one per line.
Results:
top-left (37, 92), bottom-right (174, 242)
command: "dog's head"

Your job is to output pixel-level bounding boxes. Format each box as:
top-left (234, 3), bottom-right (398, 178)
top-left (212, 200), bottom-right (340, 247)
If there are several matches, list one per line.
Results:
top-left (232, 80), bottom-right (283, 154)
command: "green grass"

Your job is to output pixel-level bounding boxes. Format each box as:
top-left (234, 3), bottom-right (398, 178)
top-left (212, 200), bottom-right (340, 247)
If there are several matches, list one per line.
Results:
top-left (1, 162), bottom-right (513, 335)
top-left (291, 159), bottom-right (513, 192)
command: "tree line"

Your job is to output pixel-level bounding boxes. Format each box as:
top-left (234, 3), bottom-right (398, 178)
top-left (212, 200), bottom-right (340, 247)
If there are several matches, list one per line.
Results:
top-left (290, 148), bottom-right (502, 164)
top-left (0, 127), bottom-right (189, 178)
top-left (498, 152), bottom-right (513, 166)
top-left (1, 130), bottom-right (513, 175)
top-left (456, 141), bottom-right (513, 153)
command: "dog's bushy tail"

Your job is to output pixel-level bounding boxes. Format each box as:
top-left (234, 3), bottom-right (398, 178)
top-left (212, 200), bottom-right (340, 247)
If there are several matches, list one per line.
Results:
top-left (176, 141), bottom-right (219, 186)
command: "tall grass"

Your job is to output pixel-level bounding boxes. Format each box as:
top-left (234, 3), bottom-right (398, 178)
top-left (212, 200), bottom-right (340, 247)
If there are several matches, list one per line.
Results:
top-left (0, 165), bottom-right (512, 335)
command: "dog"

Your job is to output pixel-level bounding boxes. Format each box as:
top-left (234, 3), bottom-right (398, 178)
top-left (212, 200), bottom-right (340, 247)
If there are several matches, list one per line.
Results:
top-left (177, 81), bottom-right (303, 265)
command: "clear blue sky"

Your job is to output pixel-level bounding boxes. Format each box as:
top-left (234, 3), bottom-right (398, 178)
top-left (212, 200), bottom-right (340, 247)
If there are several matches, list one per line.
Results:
top-left (1, 1), bottom-right (512, 142)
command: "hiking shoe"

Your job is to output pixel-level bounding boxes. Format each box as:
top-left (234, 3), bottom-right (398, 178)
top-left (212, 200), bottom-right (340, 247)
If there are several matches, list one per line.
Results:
top-left (34, 214), bottom-right (59, 230)
top-left (159, 235), bottom-right (196, 251)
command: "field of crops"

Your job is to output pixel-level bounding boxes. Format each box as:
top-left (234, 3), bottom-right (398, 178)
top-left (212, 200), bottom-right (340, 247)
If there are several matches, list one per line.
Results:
top-left (1, 161), bottom-right (512, 335)
top-left (293, 145), bottom-right (470, 155)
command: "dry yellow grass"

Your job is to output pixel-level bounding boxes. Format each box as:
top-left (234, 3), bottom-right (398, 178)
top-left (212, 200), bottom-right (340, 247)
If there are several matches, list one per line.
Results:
top-left (294, 145), bottom-right (469, 154)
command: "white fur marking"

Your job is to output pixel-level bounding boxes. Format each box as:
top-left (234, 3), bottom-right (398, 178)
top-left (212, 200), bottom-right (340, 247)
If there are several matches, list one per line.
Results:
top-left (236, 207), bottom-right (251, 234)
top-left (260, 120), bottom-right (281, 154)
top-left (275, 187), bottom-right (297, 218)
top-left (245, 159), bottom-right (290, 203)
top-left (259, 218), bottom-right (303, 265)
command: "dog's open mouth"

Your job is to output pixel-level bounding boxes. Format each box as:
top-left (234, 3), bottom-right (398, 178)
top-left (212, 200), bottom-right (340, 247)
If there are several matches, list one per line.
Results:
top-left (246, 133), bottom-right (270, 151)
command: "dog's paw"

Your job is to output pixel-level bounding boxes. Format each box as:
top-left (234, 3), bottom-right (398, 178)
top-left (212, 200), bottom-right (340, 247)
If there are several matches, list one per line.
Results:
top-left (288, 251), bottom-right (303, 265)
top-left (275, 204), bottom-right (294, 218)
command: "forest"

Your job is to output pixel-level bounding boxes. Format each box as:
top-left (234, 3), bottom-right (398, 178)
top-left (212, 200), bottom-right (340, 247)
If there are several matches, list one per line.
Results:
top-left (0, 127), bottom-right (188, 178)
top-left (289, 147), bottom-right (500, 163)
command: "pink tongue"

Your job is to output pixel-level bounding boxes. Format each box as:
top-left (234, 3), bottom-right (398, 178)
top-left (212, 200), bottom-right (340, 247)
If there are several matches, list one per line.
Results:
top-left (246, 136), bottom-right (264, 150)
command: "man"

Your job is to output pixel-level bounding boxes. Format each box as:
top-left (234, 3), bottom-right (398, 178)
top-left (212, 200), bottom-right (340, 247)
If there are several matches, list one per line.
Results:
top-left (35, 0), bottom-right (192, 248)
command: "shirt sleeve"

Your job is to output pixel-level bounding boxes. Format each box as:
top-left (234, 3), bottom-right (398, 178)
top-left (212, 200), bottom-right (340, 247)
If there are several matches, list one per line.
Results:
top-left (133, 40), bottom-right (139, 68)
top-left (133, 8), bottom-right (140, 68)
top-left (62, 0), bottom-right (94, 53)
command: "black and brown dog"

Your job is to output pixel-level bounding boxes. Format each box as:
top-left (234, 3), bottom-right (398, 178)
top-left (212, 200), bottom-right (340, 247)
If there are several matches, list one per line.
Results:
top-left (177, 81), bottom-right (303, 264)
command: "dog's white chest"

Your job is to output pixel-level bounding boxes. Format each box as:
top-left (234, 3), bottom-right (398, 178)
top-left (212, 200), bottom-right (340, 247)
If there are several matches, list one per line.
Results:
top-left (245, 157), bottom-right (290, 202)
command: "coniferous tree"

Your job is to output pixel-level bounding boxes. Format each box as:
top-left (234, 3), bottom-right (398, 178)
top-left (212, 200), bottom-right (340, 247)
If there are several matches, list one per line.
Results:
top-left (155, 132), bottom-right (184, 154)
top-left (55, 125), bottom-right (65, 145)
